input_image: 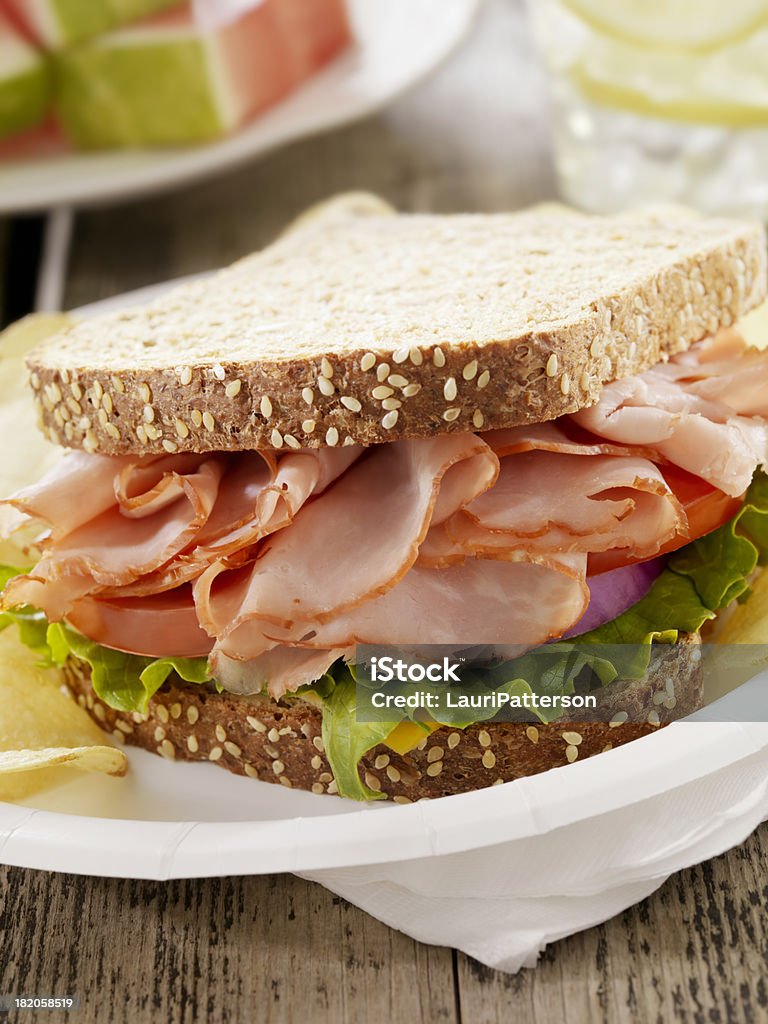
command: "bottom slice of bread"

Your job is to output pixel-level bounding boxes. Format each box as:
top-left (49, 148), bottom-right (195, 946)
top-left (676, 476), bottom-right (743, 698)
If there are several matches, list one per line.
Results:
top-left (62, 635), bottom-right (703, 801)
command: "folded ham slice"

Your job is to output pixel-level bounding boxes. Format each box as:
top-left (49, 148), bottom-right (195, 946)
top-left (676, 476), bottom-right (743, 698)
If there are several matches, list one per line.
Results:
top-left (572, 332), bottom-right (768, 497)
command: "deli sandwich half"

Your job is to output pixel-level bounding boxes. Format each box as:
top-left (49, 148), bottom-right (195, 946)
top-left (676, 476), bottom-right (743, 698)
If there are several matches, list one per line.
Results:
top-left (3, 200), bottom-right (768, 801)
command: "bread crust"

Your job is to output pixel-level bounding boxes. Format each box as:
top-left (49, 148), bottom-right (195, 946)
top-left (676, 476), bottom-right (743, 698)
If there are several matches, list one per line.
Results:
top-left (63, 634), bottom-right (703, 801)
top-left (29, 208), bottom-right (766, 456)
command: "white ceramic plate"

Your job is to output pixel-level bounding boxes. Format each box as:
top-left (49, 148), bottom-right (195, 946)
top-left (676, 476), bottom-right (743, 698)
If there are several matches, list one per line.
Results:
top-left (0, 0), bottom-right (480, 214)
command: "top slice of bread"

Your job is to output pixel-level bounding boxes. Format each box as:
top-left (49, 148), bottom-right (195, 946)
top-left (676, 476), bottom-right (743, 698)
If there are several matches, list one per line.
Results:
top-left (28, 203), bottom-right (767, 455)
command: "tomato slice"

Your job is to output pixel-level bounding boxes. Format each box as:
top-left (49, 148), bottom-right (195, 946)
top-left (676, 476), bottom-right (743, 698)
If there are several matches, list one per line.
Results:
top-left (587, 465), bottom-right (744, 575)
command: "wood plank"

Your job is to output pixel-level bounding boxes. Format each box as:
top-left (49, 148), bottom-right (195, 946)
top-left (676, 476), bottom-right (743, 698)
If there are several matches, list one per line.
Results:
top-left (455, 819), bottom-right (768, 1022)
top-left (0, 868), bottom-right (457, 1024)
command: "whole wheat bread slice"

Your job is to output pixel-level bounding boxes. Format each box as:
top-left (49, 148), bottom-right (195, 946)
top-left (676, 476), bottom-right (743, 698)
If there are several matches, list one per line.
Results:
top-left (64, 633), bottom-right (702, 801)
top-left (29, 203), bottom-right (766, 455)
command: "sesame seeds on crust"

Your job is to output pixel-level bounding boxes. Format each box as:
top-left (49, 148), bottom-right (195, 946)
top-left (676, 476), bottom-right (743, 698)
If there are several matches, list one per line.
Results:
top-left (27, 209), bottom-right (766, 455)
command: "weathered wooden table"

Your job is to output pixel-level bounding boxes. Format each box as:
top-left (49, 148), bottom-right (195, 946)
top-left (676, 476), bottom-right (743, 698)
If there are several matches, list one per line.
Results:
top-left (1, 1), bottom-right (767, 1020)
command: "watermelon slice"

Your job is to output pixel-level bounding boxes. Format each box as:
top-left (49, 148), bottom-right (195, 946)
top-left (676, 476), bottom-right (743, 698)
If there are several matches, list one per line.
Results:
top-left (0, 11), bottom-right (49, 142)
top-left (54, 0), bottom-right (351, 149)
top-left (0, 0), bottom-right (180, 49)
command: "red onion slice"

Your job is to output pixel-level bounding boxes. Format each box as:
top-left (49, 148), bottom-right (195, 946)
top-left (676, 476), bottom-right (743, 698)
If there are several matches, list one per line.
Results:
top-left (564, 557), bottom-right (665, 638)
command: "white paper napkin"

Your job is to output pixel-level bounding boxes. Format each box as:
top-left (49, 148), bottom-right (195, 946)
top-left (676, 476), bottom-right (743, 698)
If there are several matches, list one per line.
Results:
top-left (301, 741), bottom-right (768, 972)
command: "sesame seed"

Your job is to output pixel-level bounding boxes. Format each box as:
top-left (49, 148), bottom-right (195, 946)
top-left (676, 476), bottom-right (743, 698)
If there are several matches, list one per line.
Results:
top-left (212, 363), bottom-right (225, 381)
top-left (188, 706), bottom-right (200, 725)
top-left (443, 377), bottom-right (457, 401)
top-left (97, 409), bottom-right (108, 427)
top-left (154, 727), bottom-right (166, 743)
top-left (462, 360), bottom-right (478, 381)
top-left (187, 736), bottom-right (199, 753)
top-left (409, 348), bottom-right (423, 366)
top-left (145, 424), bottom-right (161, 441)
top-left (245, 764), bottom-right (259, 779)
top-left (102, 393), bottom-right (113, 414)
top-left (546, 353), bottom-right (558, 377)
top-left (212, 724), bottom-right (226, 743)
top-left (580, 370), bottom-right (591, 391)
top-left (477, 370), bottom-right (490, 389)
top-left (372, 385), bottom-right (394, 400)
top-left (565, 745), bottom-right (579, 763)
top-left (319, 772), bottom-right (332, 783)
top-left (191, 410), bottom-right (203, 428)
top-left (93, 704), bottom-right (106, 722)
top-left (388, 374), bottom-right (408, 388)
top-left (284, 434), bottom-right (300, 449)
top-left (142, 405), bottom-right (155, 423)
top-left (526, 726), bottom-right (539, 744)
top-left (71, 381), bottom-right (83, 401)
top-left (653, 690), bottom-right (666, 705)
top-left (91, 380), bottom-right (103, 402)
top-left (320, 357), bottom-right (333, 379)
top-left (311, 755), bottom-right (323, 770)
top-left (426, 761), bottom-right (443, 777)
top-left (562, 731), bottom-right (582, 745)
top-left (386, 765), bottom-right (401, 783)
top-left (647, 709), bottom-right (661, 725)
top-left (393, 795), bottom-right (411, 805)
top-left (246, 715), bottom-right (266, 732)
top-left (427, 746), bottom-right (444, 763)
top-left (341, 396), bottom-right (362, 412)
top-left (343, 436), bottom-right (356, 446)
top-left (609, 711), bottom-right (628, 728)
top-left (327, 780), bottom-right (338, 795)
top-left (392, 347), bottom-right (409, 364)
top-left (159, 740), bottom-right (176, 760)
top-left (139, 383), bottom-right (151, 403)
top-left (482, 750), bottom-right (496, 770)
top-left (472, 409), bottom-right (484, 429)
top-left (478, 730), bottom-right (491, 748)
top-left (302, 419), bottom-right (316, 433)
top-left (162, 439), bottom-right (178, 453)
top-left (560, 372), bottom-right (570, 396)
top-left (271, 429), bottom-right (284, 448)
top-left (311, 782), bottom-right (324, 795)
top-left (136, 425), bottom-right (148, 444)
top-left (402, 383), bottom-right (421, 397)
top-left (179, 366), bottom-right (193, 386)
top-left (225, 379), bottom-right (242, 398)
top-left (382, 410), bottom-right (399, 429)
top-left (202, 411), bottom-right (215, 432)
top-left (447, 732), bottom-right (461, 749)
top-left (67, 397), bottom-right (82, 416)
top-left (83, 431), bottom-right (98, 453)
top-left (443, 407), bottom-right (460, 422)
top-left (272, 760), bottom-right (285, 776)
top-left (376, 363), bottom-right (390, 382)
top-left (302, 387), bottom-right (314, 405)
top-left (313, 735), bottom-right (325, 752)
top-left (116, 720), bottom-right (133, 735)
top-left (590, 337), bottom-right (603, 358)
top-left (325, 427), bottom-right (339, 446)
top-left (664, 696), bottom-right (677, 710)
top-left (374, 754), bottom-right (390, 769)
top-left (209, 747), bottom-right (223, 762)
top-left (174, 418), bottom-right (189, 439)
top-left (318, 376), bottom-right (335, 397)
top-left (382, 397), bottom-right (401, 411)
top-left (260, 395), bottom-right (273, 418)
top-left (224, 741), bottom-right (242, 758)
top-left (433, 347), bottom-right (446, 368)
top-left (365, 771), bottom-right (382, 792)
top-left (360, 353), bottom-right (376, 372)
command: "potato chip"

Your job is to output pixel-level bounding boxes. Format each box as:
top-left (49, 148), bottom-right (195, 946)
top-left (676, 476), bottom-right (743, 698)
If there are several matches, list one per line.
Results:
top-left (0, 626), bottom-right (127, 801)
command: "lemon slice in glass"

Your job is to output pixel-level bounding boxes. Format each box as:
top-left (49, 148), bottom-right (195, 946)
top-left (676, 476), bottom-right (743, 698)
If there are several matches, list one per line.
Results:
top-left (562, 0), bottom-right (768, 53)
top-left (571, 33), bottom-right (768, 127)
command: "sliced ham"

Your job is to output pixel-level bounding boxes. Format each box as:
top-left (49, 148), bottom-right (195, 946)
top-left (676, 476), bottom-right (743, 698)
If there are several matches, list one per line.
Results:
top-left (194, 435), bottom-right (499, 642)
top-left (572, 333), bottom-right (768, 496)
top-left (66, 586), bottom-right (212, 659)
top-left (211, 645), bottom-right (349, 699)
top-left (213, 553), bottom-right (589, 663)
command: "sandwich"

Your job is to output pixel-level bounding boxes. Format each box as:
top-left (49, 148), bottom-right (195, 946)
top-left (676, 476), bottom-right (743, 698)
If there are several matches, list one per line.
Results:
top-left (2, 200), bottom-right (768, 802)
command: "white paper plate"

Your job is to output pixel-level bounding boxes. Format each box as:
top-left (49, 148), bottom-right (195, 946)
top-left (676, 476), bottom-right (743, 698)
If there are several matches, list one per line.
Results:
top-left (0, 0), bottom-right (480, 213)
top-left (2, 276), bottom-right (768, 882)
